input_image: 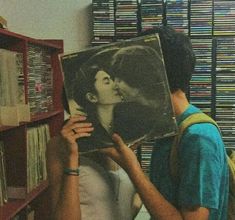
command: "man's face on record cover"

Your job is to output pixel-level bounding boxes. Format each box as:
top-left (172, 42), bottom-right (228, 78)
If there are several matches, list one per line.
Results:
top-left (114, 77), bottom-right (140, 102)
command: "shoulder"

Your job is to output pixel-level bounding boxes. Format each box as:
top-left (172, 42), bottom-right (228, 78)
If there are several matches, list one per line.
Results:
top-left (184, 122), bottom-right (222, 146)
top-left (47, 135), bottom-right (64, 151)
top-left (180, 122), bottom-right (225, 161)
top-left (47, 135), bottom-right (64, 150)
top-left (46, 135), bottom-right (67, 165)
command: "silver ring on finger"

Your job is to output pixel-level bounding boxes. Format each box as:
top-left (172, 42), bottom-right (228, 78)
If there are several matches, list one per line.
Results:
top-left (72, 129), bottom-right (77, 134)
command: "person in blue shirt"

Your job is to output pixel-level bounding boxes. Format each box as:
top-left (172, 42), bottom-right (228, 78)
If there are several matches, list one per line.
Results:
top-left (102, 26), bottom-right (229, 220)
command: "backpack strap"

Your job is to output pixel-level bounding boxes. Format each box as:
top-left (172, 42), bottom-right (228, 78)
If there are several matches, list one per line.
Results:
top-left (170, 112), bottom-right (219, 181)
top-left (227, 150), bottom-right (235, 220)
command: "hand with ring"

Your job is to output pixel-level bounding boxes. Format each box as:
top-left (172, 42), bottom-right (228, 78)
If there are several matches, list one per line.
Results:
top-left (61, 115), bottom-right (94, 156)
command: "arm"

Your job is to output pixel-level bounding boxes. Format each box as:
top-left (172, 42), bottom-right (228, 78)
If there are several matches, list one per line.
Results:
top-left (101, 134), bottom-right (209, 220)
top-left (46, 115), bottom-right (94, 220)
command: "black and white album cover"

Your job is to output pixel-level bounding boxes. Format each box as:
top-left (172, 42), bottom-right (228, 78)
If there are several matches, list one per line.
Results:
top-left (60, 34), bottom-right (178, 152)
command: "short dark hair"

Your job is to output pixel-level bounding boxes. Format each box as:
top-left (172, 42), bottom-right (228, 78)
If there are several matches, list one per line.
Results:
top-left (61, 86), bottom-right (70, 114)
top-left (139, 26), bottom-right (196, 93)
top-left (110, 45), bottom-right (165, 100)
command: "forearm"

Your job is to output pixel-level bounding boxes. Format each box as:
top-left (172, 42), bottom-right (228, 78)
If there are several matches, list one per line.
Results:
top-left (126, 164), bottom-right (182, 220)
top-left (102, 134), bottom-right (209, 220)
top-left (50, 115), bottom-right (93, 220)
top-left (54, 155), bottom-right (81, 220)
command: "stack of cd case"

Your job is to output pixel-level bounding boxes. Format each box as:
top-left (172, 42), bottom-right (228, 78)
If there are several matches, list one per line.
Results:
top-left (190, 0), bottom-right (213, 36)
top-left (165, 0), bottom-right (189, 34)
top-left (140, 0), bottom-right (164, 32)
top-left (215, 37), bottom-right (235, 149)
top-left (92, 0), bottom-right (116, 46)
top-left (115, 0), bottom-right (139, 41)
top-left (190, 38), bottom-right (213, 115)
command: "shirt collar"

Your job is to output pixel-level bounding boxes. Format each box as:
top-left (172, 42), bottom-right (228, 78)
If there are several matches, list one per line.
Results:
top-left (176, 104), bottom-right (201, 125)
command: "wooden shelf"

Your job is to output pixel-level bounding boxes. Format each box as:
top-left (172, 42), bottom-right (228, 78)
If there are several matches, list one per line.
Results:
top-left (0, 181), bottom-right (48, 220)
top-left (0, 110), bottom-right (63, 132)
top-left (0, 125), bottom-right (16, 133)
top-left (0, 29), bottom-right (63, 50)
top-left (30, 110), bottom-right (63, 122)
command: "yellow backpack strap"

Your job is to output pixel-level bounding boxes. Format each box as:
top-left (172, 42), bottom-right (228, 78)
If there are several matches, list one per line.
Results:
top-left (228, 150), bottom-right (235, 220)
top-left (170, 112), bottom-right (219, 181)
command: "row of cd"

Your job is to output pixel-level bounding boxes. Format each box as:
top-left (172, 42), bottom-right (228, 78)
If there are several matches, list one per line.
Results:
top-left (191, 37), bottom-right (235, 149)
top-left (92, 0), bottom-right (139, 45)
top-left (27, 44), bottom-right (54, 115)
top-left (215, 38), bottom-right (235, 149)
top-left (92, 0), bottom-right (235, 45)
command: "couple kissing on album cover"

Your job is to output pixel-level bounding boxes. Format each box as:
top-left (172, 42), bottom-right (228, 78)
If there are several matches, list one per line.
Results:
top-left (60, 34), bottom-right (177, 152)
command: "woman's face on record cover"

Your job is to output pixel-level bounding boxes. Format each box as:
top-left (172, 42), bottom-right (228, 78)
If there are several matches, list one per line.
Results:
top-left (94, 70), bottom-right (122, 104)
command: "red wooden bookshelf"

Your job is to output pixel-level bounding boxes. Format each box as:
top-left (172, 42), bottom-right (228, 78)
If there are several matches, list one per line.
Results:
top-left (0, 180), bottom-right (48, 219)
top-left (0, 28), bottom-right (64, 220)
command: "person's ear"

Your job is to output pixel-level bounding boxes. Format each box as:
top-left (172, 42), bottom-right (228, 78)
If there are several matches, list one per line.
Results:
top-left (86, 92), bottom-right (98, 103)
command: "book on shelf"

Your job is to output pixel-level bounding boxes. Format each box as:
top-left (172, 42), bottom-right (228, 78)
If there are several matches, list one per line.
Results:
top-left (26, 206), bottom-right (35, 220)
top-left (7, 123), bottom-right (50, 199)
top-left (26, 124), bottom-right (49, 193)
top-left (0, 141), bottom-right (7, 206)
top-left (0, 49), bottom-right (30, 126)
top-left (60, 33), bottom-right (178, 153)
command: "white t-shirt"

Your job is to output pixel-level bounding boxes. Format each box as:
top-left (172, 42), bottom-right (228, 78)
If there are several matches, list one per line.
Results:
top-left (109, 169), bottom-right (137, 220)
top-left (79, 156), bottom-right (136, 220)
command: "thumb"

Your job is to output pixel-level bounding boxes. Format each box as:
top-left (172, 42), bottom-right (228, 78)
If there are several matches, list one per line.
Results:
top-left (112, 133), bottom-right (125, 150)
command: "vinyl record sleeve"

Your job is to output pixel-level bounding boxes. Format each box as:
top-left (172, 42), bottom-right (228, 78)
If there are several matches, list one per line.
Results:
top-left (60, 34), bottom-right (178, 152)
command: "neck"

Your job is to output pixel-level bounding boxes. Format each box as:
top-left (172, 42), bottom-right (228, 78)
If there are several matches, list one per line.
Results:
top-left (171, 89), bottom-right (190, 116)
top-left (135, 95), bottom-right (149, 106)
top-left (86, 152), bottom-right (119, 171)
top-left (96, 104), bottom-right (114, 133)
top-left (106, 157), bottom-right (120, 171)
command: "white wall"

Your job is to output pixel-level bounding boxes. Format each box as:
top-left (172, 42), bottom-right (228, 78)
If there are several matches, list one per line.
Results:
top-left (0, 0), bottom-right (93, 52)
